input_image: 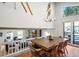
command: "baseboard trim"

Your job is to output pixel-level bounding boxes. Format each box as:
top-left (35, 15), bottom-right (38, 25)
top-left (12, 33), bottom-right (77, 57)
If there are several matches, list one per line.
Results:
top-left (68, 43), bottom-right (79, 48)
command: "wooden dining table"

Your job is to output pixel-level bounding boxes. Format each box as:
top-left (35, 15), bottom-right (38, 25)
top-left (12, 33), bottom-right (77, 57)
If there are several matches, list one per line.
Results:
top-left (31, 38), bottom-right (68, 51)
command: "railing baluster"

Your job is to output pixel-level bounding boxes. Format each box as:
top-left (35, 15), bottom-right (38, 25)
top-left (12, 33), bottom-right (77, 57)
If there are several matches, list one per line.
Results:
top-left (25, 41), bottom-right (27, 48)
top-left (8, 44), bottom-right (9, 55)
top-left (1, 39), bottom-right (34, 57)
top-left (23, 40), bottom-right (24, 49)
top-left (12, 43), bottom-right (13, 54)
top-left (13, 42), bottom-right (15, 53)
top-left (19, 42), bottom-right (21, 51)
top-left (22, 41), bottom-right (24, 50)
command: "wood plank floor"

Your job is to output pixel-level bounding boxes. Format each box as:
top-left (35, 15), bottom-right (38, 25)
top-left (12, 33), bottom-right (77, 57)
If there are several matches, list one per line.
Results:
top-left (17, 45), bottom-right (79, 57)
top-left (17, 51), bottom-right (32, 57)
top-left (67, 45), bottom-right (79, 57)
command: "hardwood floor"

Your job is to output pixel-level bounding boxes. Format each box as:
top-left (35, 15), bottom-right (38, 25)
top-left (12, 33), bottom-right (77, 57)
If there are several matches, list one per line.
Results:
top-left (17, 45), bottom-right (79, 57)
top-left (67, 45), bottom-right (79, 57)
top-left (17, 51), bottom-right (32, 57)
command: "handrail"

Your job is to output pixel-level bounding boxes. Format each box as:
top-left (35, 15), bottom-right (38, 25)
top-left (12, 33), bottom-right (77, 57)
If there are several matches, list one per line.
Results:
top-left (0, 37), bottom-right (44, 57)
top-left (0, 39), bottom-right (29, 57)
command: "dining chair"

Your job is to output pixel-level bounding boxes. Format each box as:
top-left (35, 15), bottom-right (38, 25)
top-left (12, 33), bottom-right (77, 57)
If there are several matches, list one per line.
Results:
top-left (30, 44), bottom-right (42, 57)
top-left (63, 40), bottom-right (68, 56)
top-left (30, 43), bottom-right (51, 57)
top-left (51, 42), bottom-right (65, 57)
top-left (50, 45), bottom-right (61, 57)
top-left (57, 40), bottom-right (68, 57)
top-left (57, 42), bottom-right (65, 57)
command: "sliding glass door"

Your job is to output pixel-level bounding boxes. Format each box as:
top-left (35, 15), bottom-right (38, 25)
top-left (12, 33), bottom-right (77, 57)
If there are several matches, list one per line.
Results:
top-left (64, 21), bottom-right (79, 45)
top-left (64, 22), bottom-right (72, 43)
top-left (73, 21), bottom-right (79, 44)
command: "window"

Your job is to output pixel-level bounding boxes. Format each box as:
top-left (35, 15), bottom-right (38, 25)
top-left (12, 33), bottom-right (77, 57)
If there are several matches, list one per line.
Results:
top-left (63, 6), bottom-right (79, 17)
top-left (73, 21), bottom-right (79, 44)
top-left (64, 22), bottom-right (71, 38)
top-left (17, 31), bottom-right (23, 39)
top-left (63, 21), bottom-right (79, 45)
top-left (6, 32), bottom-right (13, 41)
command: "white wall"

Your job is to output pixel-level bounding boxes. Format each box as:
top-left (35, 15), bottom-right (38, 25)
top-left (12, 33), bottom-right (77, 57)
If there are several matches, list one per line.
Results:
top-left (0, 2), bottom-right (55, 29)
top-left (54, 2), bottom-right (79, 36)
top-left (2, 2), bottom-right (79, 39)
top-left (42, 29), bottom-right (54, 37)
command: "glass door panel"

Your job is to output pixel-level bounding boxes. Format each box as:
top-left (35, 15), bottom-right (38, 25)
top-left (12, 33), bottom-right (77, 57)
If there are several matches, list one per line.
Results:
top-left (64, 22), bottom-right (72, 43)
top-left (73, 21), bottom-right (79, 44)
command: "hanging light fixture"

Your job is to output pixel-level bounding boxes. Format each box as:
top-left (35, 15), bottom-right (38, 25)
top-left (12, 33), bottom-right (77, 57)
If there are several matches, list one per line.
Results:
top-left (45, 2), bottom-right (56, 22)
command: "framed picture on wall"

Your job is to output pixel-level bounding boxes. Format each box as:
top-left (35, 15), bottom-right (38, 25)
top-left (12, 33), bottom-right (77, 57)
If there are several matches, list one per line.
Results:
top-left (0, 32), bottom-right (3, 37)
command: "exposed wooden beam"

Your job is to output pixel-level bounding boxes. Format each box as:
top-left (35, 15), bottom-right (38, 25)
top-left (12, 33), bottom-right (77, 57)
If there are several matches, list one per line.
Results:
top-left (21, 2), bottom-right (27, 13)
top-left (26, 2), bottom-right (33, 15)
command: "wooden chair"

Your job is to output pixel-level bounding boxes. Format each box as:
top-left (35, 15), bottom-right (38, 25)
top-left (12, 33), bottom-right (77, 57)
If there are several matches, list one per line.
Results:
top-left (57, 41), bottom-right (68, 57)
top-left (30, 44), bottom-right (42, 57)
top-left (63, 40), bottom-right (68, 56)
top-left (57, 42), bottom-right (65, 57)
top-left (39, 50), bottom-right (51, 57)
top-left (50, 46), bottom-right (58, 57)
top-left (51, 42), bottom-right (65, 57)
top-left (30, 43), bottom-right (51, 57)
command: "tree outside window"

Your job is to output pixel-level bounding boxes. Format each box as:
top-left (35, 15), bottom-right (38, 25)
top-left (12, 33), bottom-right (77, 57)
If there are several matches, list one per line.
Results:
top-left (64, 6), bottom-right (79, 17)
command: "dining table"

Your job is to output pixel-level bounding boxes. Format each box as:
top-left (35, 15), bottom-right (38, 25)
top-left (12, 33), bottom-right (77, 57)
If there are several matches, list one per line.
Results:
top-left (31, 37), bottom-right (68, 51)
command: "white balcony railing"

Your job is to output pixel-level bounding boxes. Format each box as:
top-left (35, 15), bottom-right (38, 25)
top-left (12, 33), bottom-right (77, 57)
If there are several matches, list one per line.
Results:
top-left (0, 37), bottom-right (43, 57)
top-left (0, 39), bottom-right (31, 57)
